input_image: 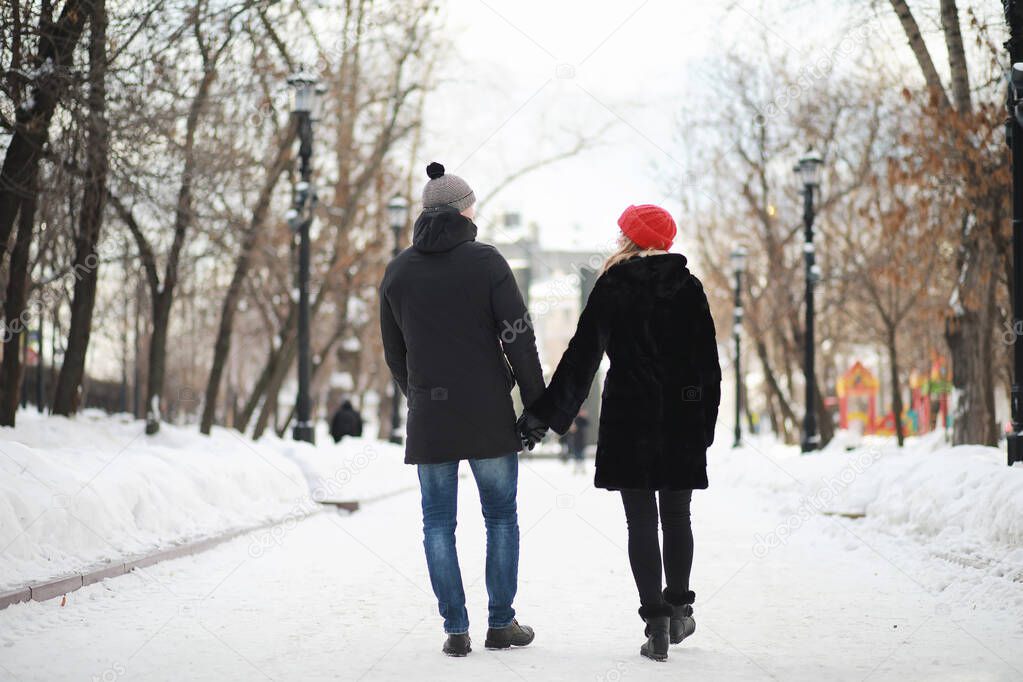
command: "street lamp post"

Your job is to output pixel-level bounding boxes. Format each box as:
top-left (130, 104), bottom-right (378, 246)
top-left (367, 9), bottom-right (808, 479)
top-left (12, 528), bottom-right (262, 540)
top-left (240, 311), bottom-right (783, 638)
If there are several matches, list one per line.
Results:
top-left (730, 245), bottom-right (747, 448)
top-left (795, 149), bottom-right (823, 453)
top-left (1006, 38), bottom-right (1023, 464)
top-left (288, 71), bottom-right (319, 444)
top-left (387, 195), bottom-right (409, 445)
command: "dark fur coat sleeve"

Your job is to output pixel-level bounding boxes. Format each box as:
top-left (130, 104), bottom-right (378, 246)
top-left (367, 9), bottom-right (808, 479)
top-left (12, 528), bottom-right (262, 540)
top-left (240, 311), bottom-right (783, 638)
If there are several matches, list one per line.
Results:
top-left (528, 279), bottom-right (610, 434)
top-left (690, 278), bottom-right (722, 446)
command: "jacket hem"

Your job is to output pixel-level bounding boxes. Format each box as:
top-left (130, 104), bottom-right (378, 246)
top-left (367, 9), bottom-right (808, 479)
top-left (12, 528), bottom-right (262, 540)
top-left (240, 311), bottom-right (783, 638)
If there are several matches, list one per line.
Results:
top-left (404, 447), bottom-right (519, 466)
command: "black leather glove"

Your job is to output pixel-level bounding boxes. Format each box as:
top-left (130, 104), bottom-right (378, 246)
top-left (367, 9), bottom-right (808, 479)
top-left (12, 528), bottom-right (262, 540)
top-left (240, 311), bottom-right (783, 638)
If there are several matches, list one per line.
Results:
top-left (516, 410), bottom-right (548, 451)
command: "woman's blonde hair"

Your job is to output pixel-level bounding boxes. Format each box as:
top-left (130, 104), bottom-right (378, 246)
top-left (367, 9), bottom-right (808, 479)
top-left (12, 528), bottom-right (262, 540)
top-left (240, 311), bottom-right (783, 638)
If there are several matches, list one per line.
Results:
top-left (601, 233), bottom-right (666, 274)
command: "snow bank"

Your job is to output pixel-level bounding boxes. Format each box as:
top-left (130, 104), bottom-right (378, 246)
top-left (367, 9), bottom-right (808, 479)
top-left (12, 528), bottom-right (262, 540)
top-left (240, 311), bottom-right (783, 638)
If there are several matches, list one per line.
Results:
top-left (0, 411), bottom-right (409, 593)
top-left (9, 406), bottom-right (1017, 601)
top-left (847, 443), bottom-right (1023, 548)
top-left (710, 430), bottom-right (1023, 549)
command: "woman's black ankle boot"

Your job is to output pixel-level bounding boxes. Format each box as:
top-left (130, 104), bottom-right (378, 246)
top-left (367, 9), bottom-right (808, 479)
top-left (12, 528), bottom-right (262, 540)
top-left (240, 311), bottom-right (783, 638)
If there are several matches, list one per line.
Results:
top-left (641, 616), bottom-right (670, 661)
top-left (664, 589), bottom-right (697, 644)
top-left (638, 605), bottom-right (672, 661)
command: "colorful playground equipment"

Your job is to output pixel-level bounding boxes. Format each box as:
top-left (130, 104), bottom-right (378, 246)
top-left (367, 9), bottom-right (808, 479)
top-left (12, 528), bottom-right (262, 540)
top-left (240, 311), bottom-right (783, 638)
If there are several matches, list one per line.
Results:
top-left (836, 362), bottom-right (879, 433)
top-left (835, 355), bottom-right (951, 436)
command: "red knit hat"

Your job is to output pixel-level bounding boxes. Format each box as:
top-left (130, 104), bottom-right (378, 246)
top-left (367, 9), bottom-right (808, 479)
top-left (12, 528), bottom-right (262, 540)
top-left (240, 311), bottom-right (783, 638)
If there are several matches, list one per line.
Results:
top-left (617, 204), bottom-right (676, 250)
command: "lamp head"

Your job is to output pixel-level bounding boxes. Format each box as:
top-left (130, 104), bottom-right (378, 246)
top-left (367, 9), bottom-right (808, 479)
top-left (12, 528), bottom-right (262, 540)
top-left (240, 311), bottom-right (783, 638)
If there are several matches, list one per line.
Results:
top-left (795, 148), bottom-right (823, 188)
top-left (730, 245), bottom-right (748, 274)
top-left (387, 195), bottom-right (409, 230)
top-left (288, 71), bottom-right (319, 114)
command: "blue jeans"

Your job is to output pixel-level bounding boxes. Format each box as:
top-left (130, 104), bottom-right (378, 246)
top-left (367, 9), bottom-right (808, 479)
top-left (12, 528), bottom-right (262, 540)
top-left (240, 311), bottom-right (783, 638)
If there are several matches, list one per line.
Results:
top-left (417, 453), bottom-right (519, 634)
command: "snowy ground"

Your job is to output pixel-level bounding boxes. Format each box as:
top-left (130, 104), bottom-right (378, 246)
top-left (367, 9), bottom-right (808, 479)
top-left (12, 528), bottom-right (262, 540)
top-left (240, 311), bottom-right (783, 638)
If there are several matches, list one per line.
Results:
top-left (1, 419), bottom-right (1022, 681)
top-left (0, 411), bottom-right (410, 593)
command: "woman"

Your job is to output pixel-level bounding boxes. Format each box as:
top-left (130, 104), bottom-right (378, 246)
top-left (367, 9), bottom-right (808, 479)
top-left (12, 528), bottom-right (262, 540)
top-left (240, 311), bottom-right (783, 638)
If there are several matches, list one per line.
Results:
top-left (518, 204), bottom-right (721, 662)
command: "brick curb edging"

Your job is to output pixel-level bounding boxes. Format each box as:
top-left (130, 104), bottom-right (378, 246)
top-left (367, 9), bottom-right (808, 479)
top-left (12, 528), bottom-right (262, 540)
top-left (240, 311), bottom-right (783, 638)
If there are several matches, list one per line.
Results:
top-left (0, 513), bottom-right (321, 612)
top-left (0, 483), bottom-right (419, 612)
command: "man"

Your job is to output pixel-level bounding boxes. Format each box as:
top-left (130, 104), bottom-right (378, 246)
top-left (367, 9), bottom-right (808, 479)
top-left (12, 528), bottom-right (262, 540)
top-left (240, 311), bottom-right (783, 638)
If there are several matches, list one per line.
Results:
top-left (329, 399), bottom-right (363, 444)
top-left (379, 162), bottom-right (545, 657)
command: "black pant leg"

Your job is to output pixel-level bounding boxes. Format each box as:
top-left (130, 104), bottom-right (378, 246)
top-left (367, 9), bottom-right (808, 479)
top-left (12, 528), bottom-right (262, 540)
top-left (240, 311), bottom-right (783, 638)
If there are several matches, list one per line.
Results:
top-left (620, 490), bottom-right (665, 613)
top-left (658, 489), bottom-right (694, 601)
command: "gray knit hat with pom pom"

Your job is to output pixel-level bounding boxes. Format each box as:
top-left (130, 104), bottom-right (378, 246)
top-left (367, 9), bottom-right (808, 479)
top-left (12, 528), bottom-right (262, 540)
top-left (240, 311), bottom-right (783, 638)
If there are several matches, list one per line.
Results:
top-left (422, 162), bottom-right (475, 211)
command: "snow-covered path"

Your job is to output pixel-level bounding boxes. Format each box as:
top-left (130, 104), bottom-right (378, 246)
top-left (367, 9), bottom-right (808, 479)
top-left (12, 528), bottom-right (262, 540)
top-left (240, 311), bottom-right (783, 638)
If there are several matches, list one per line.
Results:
top-left (1, 458), bottom-right (1021, 681)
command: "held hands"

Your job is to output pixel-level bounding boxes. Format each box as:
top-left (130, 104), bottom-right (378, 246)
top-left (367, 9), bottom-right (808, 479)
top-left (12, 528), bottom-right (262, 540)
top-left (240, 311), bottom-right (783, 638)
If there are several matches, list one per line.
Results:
top-left (516, 410), bottom-right (549, 451)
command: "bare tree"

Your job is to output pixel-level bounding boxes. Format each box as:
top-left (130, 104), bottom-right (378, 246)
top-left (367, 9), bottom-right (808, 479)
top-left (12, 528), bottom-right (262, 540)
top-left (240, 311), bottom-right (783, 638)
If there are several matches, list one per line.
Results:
top-left (199, 120), bottom-right (295, 434)
top-left (886, 0), bottom-right (1002, 446)
top-left (52, 0), bottom-right (108, 415)
top-left (0, 0), bottom-right (91, 425)
top-left (111, 0), bottom-right (247, 434)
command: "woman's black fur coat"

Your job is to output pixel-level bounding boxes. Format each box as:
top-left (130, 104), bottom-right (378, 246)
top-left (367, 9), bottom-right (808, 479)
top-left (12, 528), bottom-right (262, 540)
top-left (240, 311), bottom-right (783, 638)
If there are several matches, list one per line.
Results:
top-left (528, 254), bottom-right (721, 491)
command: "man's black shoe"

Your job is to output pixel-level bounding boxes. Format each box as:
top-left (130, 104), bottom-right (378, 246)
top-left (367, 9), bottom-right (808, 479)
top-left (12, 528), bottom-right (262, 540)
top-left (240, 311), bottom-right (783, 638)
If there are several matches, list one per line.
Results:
top-left (484, 620), bottom-right (535, 649)
top-left (443, 633), bottom-right (471, 657)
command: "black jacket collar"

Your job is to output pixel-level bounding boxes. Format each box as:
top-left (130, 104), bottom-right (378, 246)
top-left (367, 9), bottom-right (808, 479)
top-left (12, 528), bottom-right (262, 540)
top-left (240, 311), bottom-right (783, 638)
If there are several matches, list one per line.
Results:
top-left (412, 207), bottom-right (478, 253)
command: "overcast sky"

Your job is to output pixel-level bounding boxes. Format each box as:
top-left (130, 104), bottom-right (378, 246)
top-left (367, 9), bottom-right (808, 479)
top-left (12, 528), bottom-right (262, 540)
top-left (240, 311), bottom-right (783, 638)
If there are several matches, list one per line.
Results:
top-left (416, 0), bottom-right (871, 253)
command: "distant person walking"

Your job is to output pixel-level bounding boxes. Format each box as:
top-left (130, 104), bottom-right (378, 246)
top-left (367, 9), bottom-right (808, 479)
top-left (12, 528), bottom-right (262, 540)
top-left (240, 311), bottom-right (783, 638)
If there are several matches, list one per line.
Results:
top-left (380, 163), bottom-right (544, 657)
top-left (329, 400), bottom-right (363, 444)
top-left (569, 410), bottom-right (589, 474)
top-left (518, 204), bottom-right (721, 662)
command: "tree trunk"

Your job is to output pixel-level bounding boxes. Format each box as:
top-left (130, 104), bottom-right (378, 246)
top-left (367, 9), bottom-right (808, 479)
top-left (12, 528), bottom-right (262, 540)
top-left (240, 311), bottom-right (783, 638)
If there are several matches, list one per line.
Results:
top-left (946, 312), bottom-right (997, 445)
top-left (235, 350), bottom-right (275, 434)
top-left (200, 122), bottom-right (295, 434)
top-left (886, 326), bottom-right (905, 447)
top-left (252, 335), bottom-right (297, 440)
top-left (939, 0), bottom-right (971, 114)
top-left (235, 304), bottom-right (297, 433)
top-left (888, 0), bottom-right (951, 109)
top-left (0, 191), bottom-right (37, 425)
top-left (53, 0), bottom-right (108, 416)
top-left (946, 235), bottom-right (999, 446)
top-left (144, 292), bottom-right (172, 434)
top-left (755, 339), bottom-right (799, 441)
top-left (765, 390), bottom-right (781, 440)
